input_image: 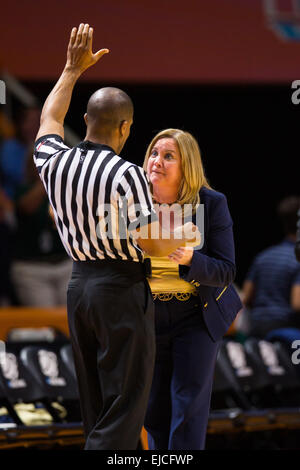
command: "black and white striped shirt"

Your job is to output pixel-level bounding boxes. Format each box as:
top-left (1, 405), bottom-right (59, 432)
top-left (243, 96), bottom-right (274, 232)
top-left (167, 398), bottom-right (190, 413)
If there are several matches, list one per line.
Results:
top-left (33, 134), bottom-right (157, 262)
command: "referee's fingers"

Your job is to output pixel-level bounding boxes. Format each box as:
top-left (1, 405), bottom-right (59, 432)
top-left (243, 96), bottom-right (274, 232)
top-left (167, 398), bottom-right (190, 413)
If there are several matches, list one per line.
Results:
top-left (69, 27), bottom-right (77, 48)
top-left (80, 23), bottom-right (89, 47)
top-left (74, 23), bottom-right (84, 46)
top-left (93, 48), bottom-right (110, 62)
top-left (87, 27), bottom-right (93, 50)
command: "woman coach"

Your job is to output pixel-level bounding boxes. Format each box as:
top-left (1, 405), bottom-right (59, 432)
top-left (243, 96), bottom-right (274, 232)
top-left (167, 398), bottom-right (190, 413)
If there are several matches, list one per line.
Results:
top-left (142, 128), bottom-right (242, 450)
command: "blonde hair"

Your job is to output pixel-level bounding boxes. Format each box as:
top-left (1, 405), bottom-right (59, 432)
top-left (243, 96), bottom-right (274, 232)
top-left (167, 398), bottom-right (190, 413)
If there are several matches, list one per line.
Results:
top-left (143, 128), bottom-right (212, 209)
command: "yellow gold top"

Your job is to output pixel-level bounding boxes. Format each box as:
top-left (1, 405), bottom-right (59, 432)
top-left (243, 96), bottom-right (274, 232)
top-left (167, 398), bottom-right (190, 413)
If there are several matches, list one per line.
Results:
top-left (146, 256), bottom-right (197, 301)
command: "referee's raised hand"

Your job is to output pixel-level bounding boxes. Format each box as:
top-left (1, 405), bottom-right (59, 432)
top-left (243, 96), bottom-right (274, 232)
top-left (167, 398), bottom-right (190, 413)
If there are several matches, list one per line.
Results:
top-left (35, 23), bottom-right (109, 142)
top-left (66, 23), bottom-right (109, 75)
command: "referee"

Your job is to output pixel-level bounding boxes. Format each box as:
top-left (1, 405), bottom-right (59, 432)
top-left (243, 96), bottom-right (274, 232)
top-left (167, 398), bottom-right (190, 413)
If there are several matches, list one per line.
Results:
top-left (33, 24), bottom-right (198, 450)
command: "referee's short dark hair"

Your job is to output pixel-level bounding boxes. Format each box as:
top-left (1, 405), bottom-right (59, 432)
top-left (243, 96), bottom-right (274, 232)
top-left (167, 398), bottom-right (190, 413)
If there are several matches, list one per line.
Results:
top-left (277, 196), bottom-right (300, 236)
top-left (86, 87), bottom-right (133, 132)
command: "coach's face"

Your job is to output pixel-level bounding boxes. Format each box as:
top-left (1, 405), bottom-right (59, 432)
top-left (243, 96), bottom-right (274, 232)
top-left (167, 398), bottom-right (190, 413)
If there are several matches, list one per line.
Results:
top-left (147, 137), bottom-right (183, 192)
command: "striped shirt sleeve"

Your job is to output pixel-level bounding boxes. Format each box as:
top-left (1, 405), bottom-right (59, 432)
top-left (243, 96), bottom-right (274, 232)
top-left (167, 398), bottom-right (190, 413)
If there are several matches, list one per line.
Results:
top-left (33, 134), bottom-right (70, 174)
top-left (117, 165), bottom-right (157, 233)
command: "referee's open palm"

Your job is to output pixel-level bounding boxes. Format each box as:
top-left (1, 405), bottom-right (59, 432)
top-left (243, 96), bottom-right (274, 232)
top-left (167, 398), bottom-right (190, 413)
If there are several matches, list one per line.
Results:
top-left (66, 23), bottom-right (109, 74)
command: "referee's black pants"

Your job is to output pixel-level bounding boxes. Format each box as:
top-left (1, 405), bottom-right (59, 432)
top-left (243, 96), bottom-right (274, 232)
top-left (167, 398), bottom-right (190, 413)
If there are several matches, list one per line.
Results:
top-left (66, 259), bottom-right (155, 450)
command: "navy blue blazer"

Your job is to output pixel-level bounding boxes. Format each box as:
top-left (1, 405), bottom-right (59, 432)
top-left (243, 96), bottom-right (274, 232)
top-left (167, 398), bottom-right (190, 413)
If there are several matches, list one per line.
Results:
top-left (179, 186), bottom-right (242, 342)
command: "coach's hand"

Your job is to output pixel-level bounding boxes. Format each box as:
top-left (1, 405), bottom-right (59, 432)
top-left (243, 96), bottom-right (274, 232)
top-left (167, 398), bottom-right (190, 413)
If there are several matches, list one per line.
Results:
top-left (66, 23), bottom-right (109, 74)
top-left (168, 246), bottom-right (194, 266)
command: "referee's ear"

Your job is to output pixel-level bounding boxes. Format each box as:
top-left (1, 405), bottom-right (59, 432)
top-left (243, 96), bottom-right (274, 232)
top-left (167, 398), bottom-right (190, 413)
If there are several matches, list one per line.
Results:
top-left (119, 120), bottom-right (128, 137)
top-left (84, 113), bottom-right (88, 126)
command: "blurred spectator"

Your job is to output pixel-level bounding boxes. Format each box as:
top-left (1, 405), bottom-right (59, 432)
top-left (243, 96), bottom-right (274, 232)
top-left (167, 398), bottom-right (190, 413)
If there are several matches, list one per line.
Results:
top-left (0, 110), bottom-right (16, 140)
top-left (0, 109), bottom-right (17, 304)
top-left (10, 145), bottom-right (72, 306)
top-left (0, 185), bottom-right (16, 305)
top-left (296, 208), bottom-right (300, 262)
top-left (242, 196), bottom-right (300, 338)
top-left (0, 107), bottom-right (40, 199)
